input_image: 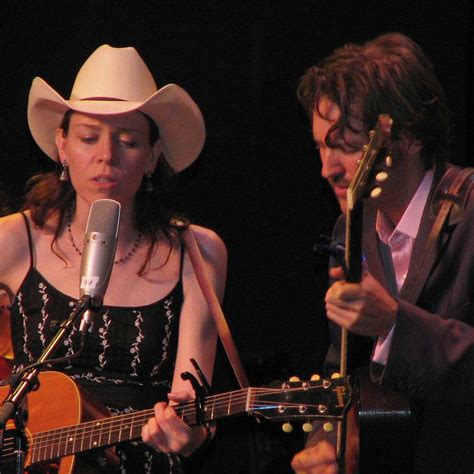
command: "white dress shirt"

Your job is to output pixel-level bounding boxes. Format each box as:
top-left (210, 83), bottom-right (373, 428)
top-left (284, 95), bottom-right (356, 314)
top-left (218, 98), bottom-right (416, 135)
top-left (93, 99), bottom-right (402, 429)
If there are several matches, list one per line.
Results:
top-left (372, 169), bottom-right (434, 364)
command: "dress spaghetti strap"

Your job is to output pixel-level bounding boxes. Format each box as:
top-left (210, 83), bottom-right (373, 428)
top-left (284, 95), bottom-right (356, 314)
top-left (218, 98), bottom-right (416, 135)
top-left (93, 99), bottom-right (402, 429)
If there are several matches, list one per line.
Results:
top-left (20, 212), bottom-right (35, 270)
top-left (178, 239), bottom-right (185, 283)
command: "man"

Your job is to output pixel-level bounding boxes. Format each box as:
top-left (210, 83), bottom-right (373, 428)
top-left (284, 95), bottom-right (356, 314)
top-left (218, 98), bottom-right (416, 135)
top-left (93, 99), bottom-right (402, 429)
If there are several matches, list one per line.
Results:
top-left (291, 33), bottom-right (474, 474)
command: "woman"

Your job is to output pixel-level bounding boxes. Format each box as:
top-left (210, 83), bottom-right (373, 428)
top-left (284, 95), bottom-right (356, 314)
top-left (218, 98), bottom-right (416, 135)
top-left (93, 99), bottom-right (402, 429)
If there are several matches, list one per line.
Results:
top-left (0, 45), bottom-right (227, 472)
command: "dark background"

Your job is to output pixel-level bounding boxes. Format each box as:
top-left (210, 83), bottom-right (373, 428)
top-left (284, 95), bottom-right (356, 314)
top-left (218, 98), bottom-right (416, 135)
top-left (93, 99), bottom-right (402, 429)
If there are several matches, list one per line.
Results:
top-left (1, 1), bottom-right (472, 472)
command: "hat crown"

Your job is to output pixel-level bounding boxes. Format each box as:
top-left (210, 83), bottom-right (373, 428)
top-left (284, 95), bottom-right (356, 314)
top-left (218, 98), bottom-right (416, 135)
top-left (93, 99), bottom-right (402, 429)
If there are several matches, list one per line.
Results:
top-left (70, 45), bottom-right (158, 102)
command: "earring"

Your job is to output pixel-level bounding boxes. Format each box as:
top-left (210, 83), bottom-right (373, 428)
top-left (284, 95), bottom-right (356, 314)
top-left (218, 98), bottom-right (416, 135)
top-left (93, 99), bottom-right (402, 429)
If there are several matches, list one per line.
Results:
top-left (145, 171), bottom-right (154, 193)
top-left (59, 160), bottom-right (69, 182)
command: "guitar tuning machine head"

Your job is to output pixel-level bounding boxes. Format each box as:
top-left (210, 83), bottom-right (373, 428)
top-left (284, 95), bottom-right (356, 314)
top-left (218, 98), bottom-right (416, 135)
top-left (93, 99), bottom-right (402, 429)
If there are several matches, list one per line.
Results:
top-left (302, 422), bottom-right (314, 433)
top-left (323, 422), bottom-right (334, 433)
top-left (282, 422), bottom-right (293, 433)
top-left (385, 154), bottom-right (393, 168)
top-left (370, 187), bottom-right (382, 199)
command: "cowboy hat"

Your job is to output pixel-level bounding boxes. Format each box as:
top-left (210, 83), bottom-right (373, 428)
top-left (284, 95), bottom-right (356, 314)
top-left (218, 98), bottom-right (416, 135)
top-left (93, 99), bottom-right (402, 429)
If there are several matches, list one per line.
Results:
top-left (27, 44), bottom-right (205, 172)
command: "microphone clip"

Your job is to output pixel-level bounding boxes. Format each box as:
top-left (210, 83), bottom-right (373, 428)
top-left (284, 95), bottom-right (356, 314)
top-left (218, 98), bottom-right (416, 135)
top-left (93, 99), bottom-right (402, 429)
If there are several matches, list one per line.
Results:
top-left (82, 295), bottom-right (104, 312)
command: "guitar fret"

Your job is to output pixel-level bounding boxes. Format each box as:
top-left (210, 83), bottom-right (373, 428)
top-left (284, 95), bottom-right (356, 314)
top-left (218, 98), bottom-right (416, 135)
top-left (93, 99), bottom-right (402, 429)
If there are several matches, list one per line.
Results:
top-left (77, 422), bottom-right (86, 453)
top-left (64, 425), bottom-right (74, 457)
top-left (227, 392), bottom-right (232, 416)
top-left (209, 394), bottom-right (215, 422)
top-left (108, 416), bottom-right (113, 446)
top-left (56, 426), bottom-right (65, 458)
top-left (90, 420), bottom-right (101, 450)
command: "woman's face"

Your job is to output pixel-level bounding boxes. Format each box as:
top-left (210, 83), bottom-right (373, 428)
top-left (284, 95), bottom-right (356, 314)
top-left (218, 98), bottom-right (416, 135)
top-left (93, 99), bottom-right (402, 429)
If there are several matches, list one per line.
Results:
top-left (55, 111), bottom-right (160, 206)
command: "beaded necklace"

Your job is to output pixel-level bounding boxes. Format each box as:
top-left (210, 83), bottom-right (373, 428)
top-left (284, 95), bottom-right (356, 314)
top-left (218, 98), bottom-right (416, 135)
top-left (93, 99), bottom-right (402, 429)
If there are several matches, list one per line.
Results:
top-left (67, 215), bottom-right (142, 265)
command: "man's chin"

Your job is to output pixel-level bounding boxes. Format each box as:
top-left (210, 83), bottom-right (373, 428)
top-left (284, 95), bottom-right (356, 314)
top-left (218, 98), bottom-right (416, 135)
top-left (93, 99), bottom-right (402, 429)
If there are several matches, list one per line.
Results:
top-left (338, 198), bottom-right (348, 215)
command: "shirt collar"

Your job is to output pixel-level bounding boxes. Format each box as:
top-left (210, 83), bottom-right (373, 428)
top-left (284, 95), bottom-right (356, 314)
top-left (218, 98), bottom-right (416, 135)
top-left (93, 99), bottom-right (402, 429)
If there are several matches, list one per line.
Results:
top-left (376, 169), bottom-right (434, 244)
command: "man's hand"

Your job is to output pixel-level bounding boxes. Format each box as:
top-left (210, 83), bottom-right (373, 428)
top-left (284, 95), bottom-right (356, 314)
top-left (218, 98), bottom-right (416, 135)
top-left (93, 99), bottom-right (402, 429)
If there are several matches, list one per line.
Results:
top-left (291, 440), bottom-right (338, 474)
top-left (325, 266), bottom-right (397, 337)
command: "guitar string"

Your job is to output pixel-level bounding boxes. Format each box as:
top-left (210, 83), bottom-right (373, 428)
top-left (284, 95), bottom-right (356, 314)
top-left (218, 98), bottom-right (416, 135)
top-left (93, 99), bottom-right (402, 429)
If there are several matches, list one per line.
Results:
top-left (29, 386), bottom-right (335, 450)
top-left (3, 385), bottom-right (340, 459)
top-left (28, 386), bottom-right (323, 438)
top-left (0, 393), bottom-right (337, 467)
top-left (26, 402), bottom-right (333, 453)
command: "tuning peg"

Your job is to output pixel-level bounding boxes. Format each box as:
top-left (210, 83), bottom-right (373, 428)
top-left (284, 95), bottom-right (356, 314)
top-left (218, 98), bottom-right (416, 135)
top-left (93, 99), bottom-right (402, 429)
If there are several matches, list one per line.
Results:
top-left (385, 155), bottom-right (393, 168)
top-left (302, 422), bottom-right (314, 433)
top-left (282, 422), bottom-right (293, 433)
top-left (370, 187), bottom-right (382, 198)
top-left (310, 374), bottom-right (321, 381)
top-left (375, 171), bottom-right (388, 183)
top-left (330, 372), bottom-right (341, 379)
top-left (289, 376), bottom-right (301, 382)
top-left (323, 422), bottom-right (334, 433)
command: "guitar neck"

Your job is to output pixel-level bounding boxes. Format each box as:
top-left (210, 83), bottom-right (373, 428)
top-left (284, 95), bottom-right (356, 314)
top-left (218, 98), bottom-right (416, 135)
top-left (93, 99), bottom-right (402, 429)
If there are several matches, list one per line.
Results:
top-left (345, 201), bottom-right (364, 283)
top-left (0, 373), bottom-right (349, 469)
top-left (30, 388), bottom-right (251, 464)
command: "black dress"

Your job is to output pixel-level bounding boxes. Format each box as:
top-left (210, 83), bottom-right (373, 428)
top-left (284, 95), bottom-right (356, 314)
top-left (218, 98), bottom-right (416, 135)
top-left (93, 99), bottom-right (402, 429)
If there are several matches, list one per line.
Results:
top-left (9, 215), bottom-right (186, 473)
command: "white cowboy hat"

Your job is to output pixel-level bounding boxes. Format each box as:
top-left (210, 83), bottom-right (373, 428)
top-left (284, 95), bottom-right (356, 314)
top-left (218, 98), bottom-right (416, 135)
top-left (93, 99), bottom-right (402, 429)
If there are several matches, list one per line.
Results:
top-left (27, 44), bottom-right (205, 172)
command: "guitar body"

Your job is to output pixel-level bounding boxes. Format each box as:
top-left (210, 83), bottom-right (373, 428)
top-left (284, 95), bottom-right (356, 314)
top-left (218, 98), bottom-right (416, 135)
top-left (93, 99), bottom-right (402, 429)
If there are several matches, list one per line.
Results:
top-left (0, 359), bottom-right (12, 383)
top-left (346, 367), bottom-right (415, 473)
top-left (0, 371), bottom-right (112, 474)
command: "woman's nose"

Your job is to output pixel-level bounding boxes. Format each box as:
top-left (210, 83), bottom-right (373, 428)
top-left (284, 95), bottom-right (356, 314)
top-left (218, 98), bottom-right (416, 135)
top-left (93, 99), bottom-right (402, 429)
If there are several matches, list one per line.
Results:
top-left (98, 136), bottom-right (114, 162)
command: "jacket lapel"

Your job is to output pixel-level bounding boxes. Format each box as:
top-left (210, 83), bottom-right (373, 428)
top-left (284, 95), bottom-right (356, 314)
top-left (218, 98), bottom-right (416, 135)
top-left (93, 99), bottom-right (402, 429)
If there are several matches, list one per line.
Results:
top-left (399, 166), bottom-right (449, 303)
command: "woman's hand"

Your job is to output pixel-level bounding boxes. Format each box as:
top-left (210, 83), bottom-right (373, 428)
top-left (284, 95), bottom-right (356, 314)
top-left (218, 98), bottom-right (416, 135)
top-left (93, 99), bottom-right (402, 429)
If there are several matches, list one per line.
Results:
top-left (141, 391), bottom-right (211, 457)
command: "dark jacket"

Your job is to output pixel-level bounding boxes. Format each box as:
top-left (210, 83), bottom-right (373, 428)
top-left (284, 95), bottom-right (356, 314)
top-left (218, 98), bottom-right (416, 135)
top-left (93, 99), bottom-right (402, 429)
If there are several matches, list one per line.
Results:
top-left (326, 165), bottom-right (474, 473)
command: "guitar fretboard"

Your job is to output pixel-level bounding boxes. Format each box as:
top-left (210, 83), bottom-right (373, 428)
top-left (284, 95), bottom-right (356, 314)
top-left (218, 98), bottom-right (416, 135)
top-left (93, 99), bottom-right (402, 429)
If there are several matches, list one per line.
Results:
top-left (28, 387), bottom-right (252, 463)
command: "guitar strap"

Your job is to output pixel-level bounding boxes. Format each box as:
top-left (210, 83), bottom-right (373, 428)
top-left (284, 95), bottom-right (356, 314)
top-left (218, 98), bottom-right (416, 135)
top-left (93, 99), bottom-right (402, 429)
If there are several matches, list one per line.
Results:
top-left (172, 218), bottom-right (249, 389)
top-left (400, 165), bottom-right (474, 304)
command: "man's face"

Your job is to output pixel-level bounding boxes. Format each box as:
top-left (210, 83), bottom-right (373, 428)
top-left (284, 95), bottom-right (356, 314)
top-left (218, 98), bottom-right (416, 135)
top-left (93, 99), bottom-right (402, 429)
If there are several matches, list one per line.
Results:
top-left (312, 97), bottom-right (367, 214)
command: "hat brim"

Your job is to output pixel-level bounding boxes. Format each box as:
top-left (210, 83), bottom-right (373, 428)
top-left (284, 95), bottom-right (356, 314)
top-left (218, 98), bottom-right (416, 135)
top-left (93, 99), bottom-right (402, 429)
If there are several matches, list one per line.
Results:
top-left (27, 77), bottom-right (206, 173)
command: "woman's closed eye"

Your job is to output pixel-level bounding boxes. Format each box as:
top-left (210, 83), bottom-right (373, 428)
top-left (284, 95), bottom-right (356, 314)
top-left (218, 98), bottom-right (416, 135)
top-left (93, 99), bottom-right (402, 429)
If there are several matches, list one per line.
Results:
top-left (80, 134), bottom-right (99, 144)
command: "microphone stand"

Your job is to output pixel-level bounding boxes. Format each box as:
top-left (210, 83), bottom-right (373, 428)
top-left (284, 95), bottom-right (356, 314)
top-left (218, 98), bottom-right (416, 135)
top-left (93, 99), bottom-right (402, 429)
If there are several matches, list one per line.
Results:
top-left (0, 295), bottom-right (99, 473)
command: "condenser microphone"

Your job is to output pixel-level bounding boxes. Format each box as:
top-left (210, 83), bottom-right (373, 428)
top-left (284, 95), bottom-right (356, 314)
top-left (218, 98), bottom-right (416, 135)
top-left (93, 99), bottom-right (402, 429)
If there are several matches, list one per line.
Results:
top-left (79, 199), bottom-right (121, 333)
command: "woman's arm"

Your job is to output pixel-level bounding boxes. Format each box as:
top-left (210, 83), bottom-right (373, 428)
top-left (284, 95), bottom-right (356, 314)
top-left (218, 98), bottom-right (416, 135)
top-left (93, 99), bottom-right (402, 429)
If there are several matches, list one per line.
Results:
top-left (142, 224), bottom-right (227, 456)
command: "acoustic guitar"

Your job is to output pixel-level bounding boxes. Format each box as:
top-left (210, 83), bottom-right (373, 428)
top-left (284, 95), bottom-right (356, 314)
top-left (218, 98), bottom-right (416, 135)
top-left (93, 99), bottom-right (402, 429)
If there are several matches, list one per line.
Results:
top-left (0, 371), bottom-right (351, 473)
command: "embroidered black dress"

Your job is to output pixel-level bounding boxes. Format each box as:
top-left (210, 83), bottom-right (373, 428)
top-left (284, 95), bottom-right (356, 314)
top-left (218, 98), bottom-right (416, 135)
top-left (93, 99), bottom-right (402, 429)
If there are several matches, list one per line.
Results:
top-left (9, 217), bottom-right (185, 473)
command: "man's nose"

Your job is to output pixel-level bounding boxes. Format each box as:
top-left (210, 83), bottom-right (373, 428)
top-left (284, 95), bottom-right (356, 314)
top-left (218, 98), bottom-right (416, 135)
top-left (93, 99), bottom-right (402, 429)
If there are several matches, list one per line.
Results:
top-left (320, 148), bottom-right (342, 180)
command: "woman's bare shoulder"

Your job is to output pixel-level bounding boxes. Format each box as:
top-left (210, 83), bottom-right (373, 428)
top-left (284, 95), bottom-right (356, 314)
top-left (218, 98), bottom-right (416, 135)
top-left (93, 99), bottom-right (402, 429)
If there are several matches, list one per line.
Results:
top-left (0, 212), bottom-right (31, 266)
top-left (0, 212), bottom-right (30, 239)
top-left (188, 224), bottom-right (227, 265)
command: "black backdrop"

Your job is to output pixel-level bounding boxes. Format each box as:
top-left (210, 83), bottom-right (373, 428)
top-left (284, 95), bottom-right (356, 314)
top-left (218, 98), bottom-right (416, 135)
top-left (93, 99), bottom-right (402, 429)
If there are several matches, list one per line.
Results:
top-left (1, 1), bottom-right (472, 472)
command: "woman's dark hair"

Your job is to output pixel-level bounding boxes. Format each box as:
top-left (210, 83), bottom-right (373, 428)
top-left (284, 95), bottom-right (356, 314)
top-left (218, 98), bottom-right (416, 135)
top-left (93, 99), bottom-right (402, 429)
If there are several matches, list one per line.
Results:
top-left (297, 32), bottom-right (451, 168)
top-left (0, 181), bottom-right (12, 217)
top-left (22, 110), bottom-right (180, 274)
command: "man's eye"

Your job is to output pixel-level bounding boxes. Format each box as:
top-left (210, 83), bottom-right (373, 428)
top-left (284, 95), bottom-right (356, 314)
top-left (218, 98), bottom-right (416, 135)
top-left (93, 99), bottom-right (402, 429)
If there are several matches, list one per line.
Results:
top-left (119, 139), bottom-right (138, 148)
top-left (81, 136), bottom-right (98, 144)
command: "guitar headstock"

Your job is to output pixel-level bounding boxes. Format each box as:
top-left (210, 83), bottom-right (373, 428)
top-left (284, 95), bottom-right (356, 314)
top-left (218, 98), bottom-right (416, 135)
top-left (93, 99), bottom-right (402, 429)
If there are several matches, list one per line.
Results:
top-left (347, 114), bottom-right (393, 211)
top-left (250, 376), bottom-right (351, 423)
